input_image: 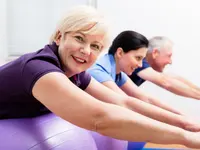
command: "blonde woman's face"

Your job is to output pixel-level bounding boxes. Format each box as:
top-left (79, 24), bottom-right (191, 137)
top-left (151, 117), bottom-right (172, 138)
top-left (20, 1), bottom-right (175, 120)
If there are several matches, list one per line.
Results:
top-left (56, 31), bottom-right (104, 77)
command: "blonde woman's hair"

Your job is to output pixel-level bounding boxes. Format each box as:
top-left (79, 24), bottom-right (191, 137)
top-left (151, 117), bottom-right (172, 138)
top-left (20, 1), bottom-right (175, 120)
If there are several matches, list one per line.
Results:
top-left (50, 5), bottom-right (110, 47)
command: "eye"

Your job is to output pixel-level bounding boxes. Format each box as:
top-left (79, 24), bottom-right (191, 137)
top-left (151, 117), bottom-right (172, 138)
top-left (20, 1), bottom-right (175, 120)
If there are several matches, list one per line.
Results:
top-left (135, 56), bottom-right (142, 61)
top-left (75, 36), bottom-right (84, 42)
top-left (91, 44), bottom-right (101, 51)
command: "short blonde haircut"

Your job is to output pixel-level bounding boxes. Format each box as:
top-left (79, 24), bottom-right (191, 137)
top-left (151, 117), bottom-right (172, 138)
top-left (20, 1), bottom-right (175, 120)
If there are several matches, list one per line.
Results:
top-left (50, 5), bottom-right (110, 48)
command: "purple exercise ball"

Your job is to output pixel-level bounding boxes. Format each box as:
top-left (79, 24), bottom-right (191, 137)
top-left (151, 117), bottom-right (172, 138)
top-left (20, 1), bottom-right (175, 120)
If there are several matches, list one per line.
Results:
top-left (0, 113), bottom-right (128, 150)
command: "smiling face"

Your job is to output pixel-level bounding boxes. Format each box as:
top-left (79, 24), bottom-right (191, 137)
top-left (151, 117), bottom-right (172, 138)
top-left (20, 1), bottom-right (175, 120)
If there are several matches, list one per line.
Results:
top-left (151, 47), bottom-right (173, 72)
top-left (116, 47), bottom-right (148, 75)
top-left (55, 31), bottom-right (105, 77)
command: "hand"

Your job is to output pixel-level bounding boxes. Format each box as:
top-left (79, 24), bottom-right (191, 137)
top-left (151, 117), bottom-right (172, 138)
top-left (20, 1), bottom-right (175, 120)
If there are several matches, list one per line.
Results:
top-left (180, 116), bottom-right (200, 132)
top-left (183, 131), bottom-right (200, 148)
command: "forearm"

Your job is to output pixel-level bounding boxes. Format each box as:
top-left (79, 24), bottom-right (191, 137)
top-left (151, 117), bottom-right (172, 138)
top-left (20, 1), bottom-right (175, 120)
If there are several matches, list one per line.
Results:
top-left (129, 89), bottom-right (182, 115)
top-left (98, 103), bottom-right (187, 146)
top-left (174, 75), bottom-right (200, 94)
top-left (124, 96), bottom-right (185, 128)
top-left (162, 76), bottom-right (200, 100)
top-left (148, 96), bottom-right (182, 115)
top-left (129, 89), bottom-right (150, 103)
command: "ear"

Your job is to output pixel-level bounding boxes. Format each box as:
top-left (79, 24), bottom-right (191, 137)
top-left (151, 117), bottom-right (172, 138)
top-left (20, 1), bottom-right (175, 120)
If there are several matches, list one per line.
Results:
top-left (54, 31), bottom-right (62, 46)
top-left (152, 48), bottom-right (159, 59)
top-left (116, 47), bottom-right (124, 58)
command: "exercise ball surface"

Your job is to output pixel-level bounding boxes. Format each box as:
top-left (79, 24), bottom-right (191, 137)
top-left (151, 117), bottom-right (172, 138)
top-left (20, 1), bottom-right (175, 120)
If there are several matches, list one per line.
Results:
top-left (0, 113), bottom-right (97, 150)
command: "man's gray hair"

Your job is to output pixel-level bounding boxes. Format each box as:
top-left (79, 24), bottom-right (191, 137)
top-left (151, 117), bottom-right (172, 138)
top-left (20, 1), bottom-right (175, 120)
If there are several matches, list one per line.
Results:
top-left (148, 36), bottom-right (173, 52)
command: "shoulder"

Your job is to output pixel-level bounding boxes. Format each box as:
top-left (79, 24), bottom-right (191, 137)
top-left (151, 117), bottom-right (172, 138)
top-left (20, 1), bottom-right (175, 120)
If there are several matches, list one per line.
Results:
top-left (87, 54), bottom-right (114, 81)
top-left (142, 58), bottom-right (150, 68)
top-left (23, 43), bottom-right (62, 69)
top-left (95, 53), bottom-right (113, 71)
top-left (21, 43), bottom-right (64, 94)
top-left (87, 54), bottom-right (113, 77)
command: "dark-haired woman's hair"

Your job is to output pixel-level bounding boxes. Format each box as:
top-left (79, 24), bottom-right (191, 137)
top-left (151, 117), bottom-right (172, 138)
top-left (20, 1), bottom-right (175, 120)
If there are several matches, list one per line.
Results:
top-left (108, 30), bottom-right (149, 55)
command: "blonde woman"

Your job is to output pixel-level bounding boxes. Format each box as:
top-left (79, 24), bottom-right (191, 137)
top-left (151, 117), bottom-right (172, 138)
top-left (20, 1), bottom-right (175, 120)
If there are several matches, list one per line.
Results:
top-left (0, 5), bottom-right (200, 149)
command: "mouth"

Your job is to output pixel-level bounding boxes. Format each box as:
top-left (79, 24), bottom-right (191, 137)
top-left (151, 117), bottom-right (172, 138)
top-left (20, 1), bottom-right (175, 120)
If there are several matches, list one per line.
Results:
top-left (72, 56), bottom-right (87, 64)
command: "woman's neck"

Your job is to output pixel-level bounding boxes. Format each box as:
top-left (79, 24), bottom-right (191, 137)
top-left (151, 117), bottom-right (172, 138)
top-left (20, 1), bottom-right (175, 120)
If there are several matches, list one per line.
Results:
top-left (114, 53), bottom-right (121, 74)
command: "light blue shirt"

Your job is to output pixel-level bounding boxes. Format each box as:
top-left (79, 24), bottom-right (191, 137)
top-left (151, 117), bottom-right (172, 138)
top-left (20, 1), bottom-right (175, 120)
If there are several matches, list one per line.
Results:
top-left (87, 54), bottom-right (128, 87)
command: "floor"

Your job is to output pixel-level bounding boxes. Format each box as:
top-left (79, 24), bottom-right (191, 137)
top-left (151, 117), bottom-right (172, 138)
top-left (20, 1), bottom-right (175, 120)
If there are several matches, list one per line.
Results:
top-left (144, 143), bottom-right (194, 150)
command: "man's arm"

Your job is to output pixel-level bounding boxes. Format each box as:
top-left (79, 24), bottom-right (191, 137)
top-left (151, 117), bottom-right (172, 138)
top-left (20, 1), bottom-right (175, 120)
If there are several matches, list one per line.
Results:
top-left (138, 67), bottom-right (200, 100)
top-left (170, 74), bottom-right (200, 93)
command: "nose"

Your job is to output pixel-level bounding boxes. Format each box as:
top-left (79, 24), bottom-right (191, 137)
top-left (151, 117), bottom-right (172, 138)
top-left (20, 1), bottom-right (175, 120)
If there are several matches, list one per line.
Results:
top-left (80, 45), bottom-right (91, 56)
top-left (138, 61), bottom-right (143, 68)
top-left (168, 58), bottom-right (172, 65)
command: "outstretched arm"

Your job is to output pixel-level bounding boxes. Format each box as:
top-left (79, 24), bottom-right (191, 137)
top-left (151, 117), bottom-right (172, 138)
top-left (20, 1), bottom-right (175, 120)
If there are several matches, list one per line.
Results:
top-left (120, 77), bottom-right (182, 115)
top-left (138, 67), bottom-right (200, 100)
top-left (169, 74), bottom-right (200, 94)
top-left (32, 72), bottom-right (200, 148)
top-left (86, 78), bottom-right (200, 132)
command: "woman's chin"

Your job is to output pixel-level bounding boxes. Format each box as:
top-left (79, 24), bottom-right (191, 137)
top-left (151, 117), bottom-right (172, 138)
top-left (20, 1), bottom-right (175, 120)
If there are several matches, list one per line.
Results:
top-left (73, 68), bottom-right (85, 74)
top-left (125, 71), bottom-right (133, 76)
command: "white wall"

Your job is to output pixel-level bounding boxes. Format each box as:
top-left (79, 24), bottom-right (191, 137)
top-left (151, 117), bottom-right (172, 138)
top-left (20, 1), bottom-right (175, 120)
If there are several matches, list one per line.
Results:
top-left (0, 0), bottom-right (7, 62)
top-left (6, 0), bottom-right (91, 55)
top-left (97, 0), bottom-right (200, 119)
top-left (0, 0), bottom-right (93, 60)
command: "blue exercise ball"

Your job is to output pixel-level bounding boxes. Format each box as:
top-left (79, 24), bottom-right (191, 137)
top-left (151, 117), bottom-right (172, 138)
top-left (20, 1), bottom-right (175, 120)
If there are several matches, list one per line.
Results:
top-left (128, 141), bottom-right (146, 150)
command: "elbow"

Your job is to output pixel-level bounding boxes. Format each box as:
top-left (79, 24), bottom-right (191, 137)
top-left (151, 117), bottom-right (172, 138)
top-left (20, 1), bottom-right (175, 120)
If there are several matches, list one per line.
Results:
top-left (93, 97), bottom-right (133, 135)
top-left (58, 104), bottom-right (111, 133)
top-left (91, 109), bottom-right (108, 132)
top-left (62, 101), bottom-right (127, 136)
top-left (122, 96), bottom-right (138, 111)
top-left (92, 113), bottom-right (110, 135)
top-left (90, 104), bottom-right (123, 137)
top-left (86, 106), bottom-right (114, 135)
